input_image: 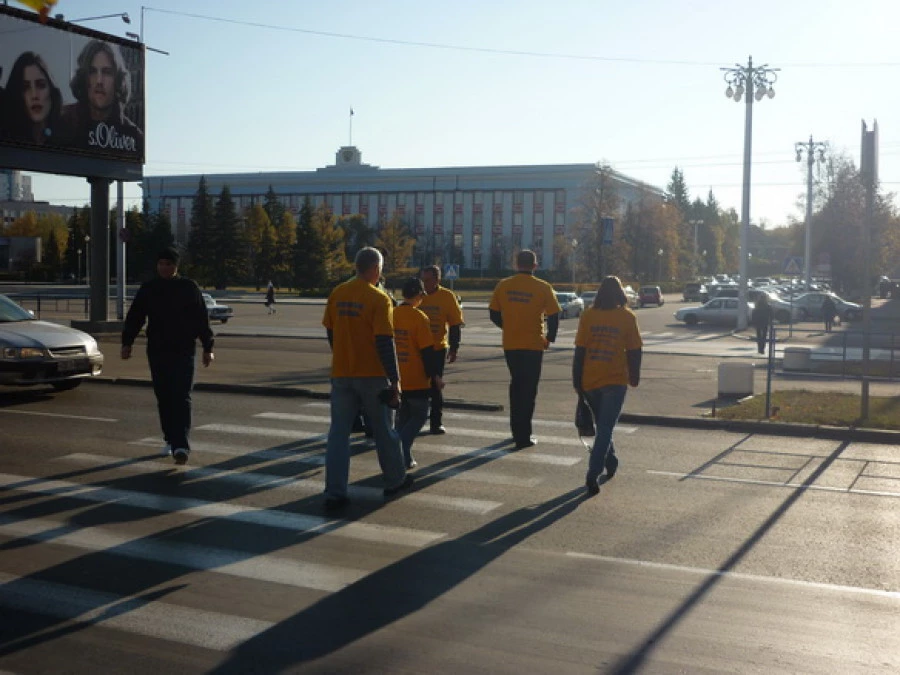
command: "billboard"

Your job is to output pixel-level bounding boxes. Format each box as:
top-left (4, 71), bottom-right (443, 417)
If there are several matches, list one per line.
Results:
top-left (0, 5), bottom-right (144, 181)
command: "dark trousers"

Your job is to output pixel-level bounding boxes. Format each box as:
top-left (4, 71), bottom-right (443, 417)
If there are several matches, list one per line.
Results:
top-left (148, 350), bottom-right (196, 451)
top-left (755, 324), bottom-right (769, 354)
top-left (428, 348), bottom-right (447, 428)
top-left (503, 349), bottom-right (544, 443)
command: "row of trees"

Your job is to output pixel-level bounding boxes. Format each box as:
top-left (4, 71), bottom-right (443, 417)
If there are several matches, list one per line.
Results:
top-left (4, 158), bottom-right (899, 294)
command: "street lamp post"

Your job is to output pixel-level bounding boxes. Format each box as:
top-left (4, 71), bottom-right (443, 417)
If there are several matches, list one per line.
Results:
top-left (571, 238), bottom-right (578, 288)
top-left (77, 249), bottom-right (82, 285)
top-left (84, 235), bottom-right (91, 287)
top-left (689, 219), bottom-right (704, 277)
top-left (722, 56), bottom-right (778, 330)
top-left (63, 12), bottom-right (131, 24)
top-left (657, 248), bottom-right (664, 283)
top-left (795, 136), bottom-right (828, 289)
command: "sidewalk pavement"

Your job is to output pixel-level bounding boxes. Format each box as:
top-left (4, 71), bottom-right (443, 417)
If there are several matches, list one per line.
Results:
top-left (92, 333), bottom-right (900, 445)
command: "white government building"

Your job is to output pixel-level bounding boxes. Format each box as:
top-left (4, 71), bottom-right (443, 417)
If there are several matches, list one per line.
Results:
top-left (142, 147), bottom-right (663, 271)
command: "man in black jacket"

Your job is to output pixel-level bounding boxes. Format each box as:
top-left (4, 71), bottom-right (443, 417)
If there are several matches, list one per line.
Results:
top-left (121, 248), bottom-right (214, 465)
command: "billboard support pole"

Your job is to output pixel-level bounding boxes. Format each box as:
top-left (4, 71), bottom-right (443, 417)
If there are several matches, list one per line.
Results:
top-left (117, 180), bottom-right (126, 320)
top-left (88, 177), bottom-right (111, 324)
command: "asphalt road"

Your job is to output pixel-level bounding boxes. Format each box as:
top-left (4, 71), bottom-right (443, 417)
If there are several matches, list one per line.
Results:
top-left (1, 384), bottom-right (899, 672)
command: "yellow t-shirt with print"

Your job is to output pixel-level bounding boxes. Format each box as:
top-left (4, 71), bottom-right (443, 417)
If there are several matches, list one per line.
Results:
top-left (393, 304), bottom-right (435, 392)
top-left (418, 286), bottom-right (464, 349)
top-left (575, 307), bottom-right (643, 390)
top-left (322, 277), bottom-right (394, 378)
top-left (489, 273), bottom-right (562, 351)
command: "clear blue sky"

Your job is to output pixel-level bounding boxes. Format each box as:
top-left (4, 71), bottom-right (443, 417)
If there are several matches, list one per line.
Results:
top-left (16, 0), bottom-right (900, 228)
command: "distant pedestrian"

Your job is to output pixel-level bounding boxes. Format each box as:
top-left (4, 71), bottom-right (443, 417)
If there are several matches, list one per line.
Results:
top-left (489, 249), bottom-right (562, 449)
top-left (751, 293), bottom-right (773, 355)
top-left (419, 264), bottom-right (464, 434)
top-left (822, 295), bottom-right (837, 333)
top-left (394, 277), bottom-right (444, 469)
top-left (264, 280), bottom-right (276, 315)
top-left (573, 276), bottom-right (642, 496)
top-left (121, 247), bottom-right (214, 466)
top-left (321, 247), bottom-right (412, 512)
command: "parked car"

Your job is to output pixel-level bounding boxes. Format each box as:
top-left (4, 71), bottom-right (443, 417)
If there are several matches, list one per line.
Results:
top-left (202, 293), bottom-right (233, 324)
top-left (580, 290), bottom-right (597, 309)
top-left (750, 290), bottom-right (802, 323)
top-left (555, 292), bottom-right (584, 319)
top-left (624, 285), bottom-right (640, 309)
top-left (0, 293), bottom-right (104, 391)
top-left (790, 292), bottom-right (862, 322)
top-left (682, 282), bottom-right (708, 303)
top-left (638, 286), bottom-right (664, 307)
top-left (675, 297), bottom-right (753, 327)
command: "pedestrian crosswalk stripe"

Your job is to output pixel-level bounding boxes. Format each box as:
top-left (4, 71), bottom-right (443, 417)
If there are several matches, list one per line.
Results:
top-left (301, 403), bottom-right (638, 434)
top-left (56, 453), bottom-right (503, 515)
top-left (0, 514), bottom-right (366, 593)
top-left (250, 413), bottom-right (588, 448)
top-left (129, 438), bottom-right (542, 488)
top-left (197, 424), bottom-right (582, 465)
top-left (0, 473), bottom-right (445, 548)
top-left (695, 333), bottom-right (724, 341)
top-left (0, 571), bottom-right (273, 650)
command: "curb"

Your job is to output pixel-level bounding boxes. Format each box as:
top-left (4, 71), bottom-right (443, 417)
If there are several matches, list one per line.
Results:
top-left (87, 377), bottom-right (503, 412)
top-left (618, 411), bottom-right (900, 444)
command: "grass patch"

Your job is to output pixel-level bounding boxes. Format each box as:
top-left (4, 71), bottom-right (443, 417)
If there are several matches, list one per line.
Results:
top-left (716, 390), bottom-right (900, 430)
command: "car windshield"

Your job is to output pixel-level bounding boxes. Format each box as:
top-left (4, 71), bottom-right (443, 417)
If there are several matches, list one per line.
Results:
top-left (0, 295), bottom-right (35, 323)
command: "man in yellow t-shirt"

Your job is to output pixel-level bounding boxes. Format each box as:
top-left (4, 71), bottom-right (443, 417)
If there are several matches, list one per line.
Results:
top-left (322, 247), bottom-right (412, 511)
top-left (489, 249), bottom-right (562, 449)
top-left (419, 264), bottom-right (464, 434)
top-left (394, 277), bottom-right (445, 468)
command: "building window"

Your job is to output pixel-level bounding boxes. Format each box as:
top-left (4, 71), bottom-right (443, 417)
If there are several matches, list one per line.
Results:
top-left (534, 212), bottom-right (544, 227)
top-left (453, 212), bottom-right (463, 234)
top-left (555, 212), bottom-right (565, 227)
top-left (378, 193), bottom-right (387, 206)
top-left (454, 233), bottom-right (463, 249)
top-left (513, 212), bottom-right (523, 228)
top-left (472, 233), bottom-right (482, 251)
top-left (454, 191), bottom-right (463, 204)
top-left (416, 192), bottom-right (425, 204)
top-left (414, 212), bottom-right (425, 234)
top-left (513, 191), bottom-right (524, 205)
top-left (474, 191), bottom-right (483, 204)
top-left (473, 212), bottom-right (483, 233)
top-left (534, 191), bottom-right (543, 206)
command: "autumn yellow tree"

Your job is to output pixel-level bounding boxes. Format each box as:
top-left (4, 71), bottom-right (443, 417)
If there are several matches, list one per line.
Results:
top-left (375, 214), bottom-right (416, 275)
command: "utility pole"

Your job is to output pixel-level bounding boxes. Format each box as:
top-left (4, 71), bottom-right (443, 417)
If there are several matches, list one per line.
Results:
top-left (795, 136), bottom-right (827, 289)
top-left (859, 120), bottom-right (878, 420)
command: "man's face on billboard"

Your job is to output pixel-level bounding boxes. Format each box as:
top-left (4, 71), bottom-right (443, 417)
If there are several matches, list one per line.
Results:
top-left (23, 65), bottom-right (51, 124)
top-left (88, 49), bottom-right (115, 117)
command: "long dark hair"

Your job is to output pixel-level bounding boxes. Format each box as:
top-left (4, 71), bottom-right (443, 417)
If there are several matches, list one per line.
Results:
top-left (592, 276), bottom-right (628, 310)
top-left (4, 51), bottom-right (62, 140)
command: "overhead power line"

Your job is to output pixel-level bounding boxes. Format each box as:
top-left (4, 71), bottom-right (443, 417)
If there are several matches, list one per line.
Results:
top-left (143, 7), bottom-right (900, 68)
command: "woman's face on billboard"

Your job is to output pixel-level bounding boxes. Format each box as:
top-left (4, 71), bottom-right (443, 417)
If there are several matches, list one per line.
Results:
top-left (22, 64), bottom-right (51, 124)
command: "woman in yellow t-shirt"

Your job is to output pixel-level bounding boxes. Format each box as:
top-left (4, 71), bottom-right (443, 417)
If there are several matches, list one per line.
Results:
top-left (573, 276), bottom-right (643, 496)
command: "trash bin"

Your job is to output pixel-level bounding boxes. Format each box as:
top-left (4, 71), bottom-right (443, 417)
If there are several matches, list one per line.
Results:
top-left (718, 362), bottom-right (754, 397)
top-left (783, 347), bottom-right (811, 372)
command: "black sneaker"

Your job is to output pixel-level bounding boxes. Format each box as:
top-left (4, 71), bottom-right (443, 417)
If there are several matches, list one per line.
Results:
top-left (514, 436), bottom-right (537, 450)
top-left (585, 474), bottom-right (600, 497)
top-left (605, 454), bottom-right (619, 481)
top-left (430, 425), bottom-right (446, 435)
top-left (172, 448), bottom-right (189, 465)
top-left (384, 474), bottom-right (414, 498)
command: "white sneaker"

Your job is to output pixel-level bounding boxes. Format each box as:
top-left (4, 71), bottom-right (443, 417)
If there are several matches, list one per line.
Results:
top-left (161, 443), bottom-right (172, 457)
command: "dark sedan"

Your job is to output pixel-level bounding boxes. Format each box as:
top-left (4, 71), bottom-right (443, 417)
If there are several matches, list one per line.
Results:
top-left (0, 293), bottom-right (104, 391)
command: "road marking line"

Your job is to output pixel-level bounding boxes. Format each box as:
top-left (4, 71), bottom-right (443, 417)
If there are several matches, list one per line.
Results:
top-left (128, 438), bottom-right (543, 487)
top-left (198, 423), bottom-right (583, 465)
top-left (0, 572), bottom-right (273, 650)
top-left (57, 453), bottom-right (502, 515)
top-left (0, 514), bottom-right (366, 593)
top-left (565, 551), bottom-right (900, 600)
top-left (0, 472), bottom-right (445, 548)
top-left (0, 409), bottom-right (117, 422)
top-left (647, 469), bottom-right (900, 498)
top-left (299, 404), bottom-right (638, 433)
top-left (251, 413), bottom-right (588, 448)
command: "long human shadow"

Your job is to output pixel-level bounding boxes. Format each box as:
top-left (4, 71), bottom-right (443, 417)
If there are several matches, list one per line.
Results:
top-left (208, 488), bottom-right (586, 673)
top-left (608, 439), bottom-right (850, 674)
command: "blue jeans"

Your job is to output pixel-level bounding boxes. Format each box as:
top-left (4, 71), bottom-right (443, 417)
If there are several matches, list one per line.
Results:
top-left (147, 350), bottom-right (196, 452)
top-left (584, 384), bottom-right (628, 481)
top-left (397, 394), bottom-right (429, 465)
top-left (325, 377), bottom-right (406, 499)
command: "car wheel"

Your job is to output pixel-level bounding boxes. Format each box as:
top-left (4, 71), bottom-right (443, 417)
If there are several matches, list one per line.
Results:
top-left (845, 310), bottom-right (858, 321)
top-left (51, 380), bottom-right (82, 392)
top-left (561, 308), bottom-right (568, 319)
top-left (684, 314), bottom-right (698, 326)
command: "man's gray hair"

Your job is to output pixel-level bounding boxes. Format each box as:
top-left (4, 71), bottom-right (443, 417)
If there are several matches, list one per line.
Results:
top-left (355, 246), bottom-right (383, 274)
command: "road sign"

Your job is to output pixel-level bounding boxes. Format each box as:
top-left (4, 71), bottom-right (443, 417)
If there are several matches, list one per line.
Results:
top-left (601, 217), bottom-right (615, 245)
top-left (444, 264), bottom-right (459, 280)
top-left (783, 256), bottom-right (803, 275)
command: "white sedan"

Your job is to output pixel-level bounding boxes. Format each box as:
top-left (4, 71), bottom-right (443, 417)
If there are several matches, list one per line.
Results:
top-left (675, 297), bottom-right (753, 327)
